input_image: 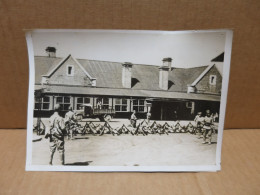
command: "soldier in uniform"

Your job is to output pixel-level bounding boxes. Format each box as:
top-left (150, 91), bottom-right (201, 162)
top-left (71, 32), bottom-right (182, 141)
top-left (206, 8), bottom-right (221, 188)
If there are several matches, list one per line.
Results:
top-left (130, 110), bottom-right (138, 128)
top-left (202, 110), bottom-right (214, 145)
top-left (45, 104), bottom-right (66, 165)
top-left (146, 112), bottom-right (151, 123)
top-left (194, 112), bottom-right (204, 138)
top-left (65, 106), bottom-right (76, 140)
top-left (186, 122), bottom-right (195, 134)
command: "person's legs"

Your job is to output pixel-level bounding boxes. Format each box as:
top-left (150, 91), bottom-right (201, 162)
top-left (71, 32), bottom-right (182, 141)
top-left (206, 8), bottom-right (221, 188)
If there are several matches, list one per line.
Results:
top-left (133, 121), bottom-right (137, 128)
top-left (57, 141), bottom-right (65, 165)
top-left (202, 129), bottom-right (207, 144)
top-left (49, 143), bottom-right (56, 165)
top-left (59, 152), bottom-right (65, 165)
top-left (208, 129), bottom-right (213, 144)
top-left (197, 125), bottom-right (202, 138)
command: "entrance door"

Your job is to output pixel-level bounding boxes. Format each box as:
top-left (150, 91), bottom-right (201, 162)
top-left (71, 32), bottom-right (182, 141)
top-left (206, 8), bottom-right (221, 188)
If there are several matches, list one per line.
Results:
top-left (150, 101), bottom-right (180, 121)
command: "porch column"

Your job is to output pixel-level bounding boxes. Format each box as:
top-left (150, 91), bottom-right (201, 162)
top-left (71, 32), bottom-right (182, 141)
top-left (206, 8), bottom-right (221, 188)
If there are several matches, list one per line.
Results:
top-left (160, 102), bottom-right (164, 120)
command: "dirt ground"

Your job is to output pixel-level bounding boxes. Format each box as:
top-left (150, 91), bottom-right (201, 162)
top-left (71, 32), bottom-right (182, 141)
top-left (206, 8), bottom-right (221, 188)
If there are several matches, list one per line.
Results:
top-left (32, 118), bottom-right (218, 166)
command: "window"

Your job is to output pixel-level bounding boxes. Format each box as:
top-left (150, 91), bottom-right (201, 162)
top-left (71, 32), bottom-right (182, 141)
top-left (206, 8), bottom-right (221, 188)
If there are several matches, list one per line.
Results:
top-left (209, 75), bottom-right (217, 85)
top-left (115, 98), bottom-right (127, 112)
top-left (67, 65), bottom-right (74, 76)
top-left (133, 99), bottom-right (145, 112)
top-left (76, 97), bottom-right (90, 110)
top-left (56, 96), bottom-right (71, 111)
top-left (96, 98), bottom-right (109, 109)
top-left (186, 101), bottom-right (193, 108)
top-left (34, 96), bottom-right (50, 110)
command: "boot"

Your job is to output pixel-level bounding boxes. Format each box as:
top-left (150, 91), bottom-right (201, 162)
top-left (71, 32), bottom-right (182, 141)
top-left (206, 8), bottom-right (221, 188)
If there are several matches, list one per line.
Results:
top-left (49, 152), bottom-right (54, 165)
top-left (59, 152), bottom-right (65, 165)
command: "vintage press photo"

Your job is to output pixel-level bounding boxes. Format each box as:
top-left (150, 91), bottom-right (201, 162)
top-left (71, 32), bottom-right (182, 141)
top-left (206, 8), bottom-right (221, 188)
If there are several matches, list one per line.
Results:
top-left (26, 29), bottom-right (232, 172)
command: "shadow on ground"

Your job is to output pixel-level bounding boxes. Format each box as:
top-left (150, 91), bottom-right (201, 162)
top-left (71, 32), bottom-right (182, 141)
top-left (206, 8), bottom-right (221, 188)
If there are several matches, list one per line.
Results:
top-left (65, 161), bottom-right (93, 166)
top-left (73, 137), bottom-right (89, 140)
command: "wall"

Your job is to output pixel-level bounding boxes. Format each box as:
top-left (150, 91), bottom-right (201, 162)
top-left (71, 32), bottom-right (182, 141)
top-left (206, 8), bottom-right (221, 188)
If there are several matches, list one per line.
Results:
top-left (196, 65), bottom-right (222, 94)
top-left (0, 0), bottom-right (259, 128)
top-left (48, 56), bottom-right (92, 86)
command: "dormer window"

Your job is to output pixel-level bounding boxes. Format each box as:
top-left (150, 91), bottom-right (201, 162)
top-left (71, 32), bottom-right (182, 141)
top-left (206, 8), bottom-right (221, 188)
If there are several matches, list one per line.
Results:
top-left (209, 75), bottom-right (217, 85)
top-left (67, 65), bottom-right (74, 76)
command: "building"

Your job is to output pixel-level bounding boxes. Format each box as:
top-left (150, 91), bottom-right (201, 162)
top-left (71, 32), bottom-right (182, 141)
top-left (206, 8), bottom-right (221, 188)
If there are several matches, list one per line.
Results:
top-left (34, 48), bottom-right (223, 120)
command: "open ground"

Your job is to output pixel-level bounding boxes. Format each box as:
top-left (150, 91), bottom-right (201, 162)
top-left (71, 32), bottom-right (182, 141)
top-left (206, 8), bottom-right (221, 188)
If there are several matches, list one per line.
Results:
top-left (32, 118), bottom-right (218, 166)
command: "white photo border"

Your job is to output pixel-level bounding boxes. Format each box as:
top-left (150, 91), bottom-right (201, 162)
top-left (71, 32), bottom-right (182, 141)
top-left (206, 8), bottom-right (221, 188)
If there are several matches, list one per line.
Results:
top-left (25, 29), bottom-right (233, 172)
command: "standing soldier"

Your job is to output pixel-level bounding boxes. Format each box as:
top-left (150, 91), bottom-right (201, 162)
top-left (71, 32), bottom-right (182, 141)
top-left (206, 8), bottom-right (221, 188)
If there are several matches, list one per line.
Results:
top-left (65, 106), bottom-right (76, 140)
top-left (146, 112), bottom-right (151, 123)
top-left (97, 100), bottom-right (102, 109)
top-left (45, 104), bottom-right (66, 165)
top-left (194, 112), bottom-right (204, 138)
top-left (202, 110), bottom-right (214, 145)
top-left (173, 111), bottom-right (178, 121)
top-left (130, 110), bottom-right (138, 128)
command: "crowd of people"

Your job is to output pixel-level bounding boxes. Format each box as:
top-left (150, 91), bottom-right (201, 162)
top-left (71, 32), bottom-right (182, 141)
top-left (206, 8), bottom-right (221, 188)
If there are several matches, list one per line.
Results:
top-left (43, 104), bottom-right (217, 165)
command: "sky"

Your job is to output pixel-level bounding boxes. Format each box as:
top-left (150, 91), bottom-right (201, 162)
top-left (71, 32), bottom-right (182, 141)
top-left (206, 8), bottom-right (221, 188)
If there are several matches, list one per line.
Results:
top-left (32, 30), bottom-right (226, 70)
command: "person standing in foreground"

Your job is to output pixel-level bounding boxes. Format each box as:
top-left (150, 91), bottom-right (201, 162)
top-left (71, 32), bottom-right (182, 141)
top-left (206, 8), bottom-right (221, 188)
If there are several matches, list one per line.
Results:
top-left (194, 112), bottom-right (204, 138)
top-left (130, 110), bottom-right (137, 128)
top-left (65, 106), bottom-right (76, 140)
top-left (202, 110), bottom-right (214, 145)
top-left (45, 104), bottom-right (66, 165)
top-left (146, 112), bottom-right (151, 123)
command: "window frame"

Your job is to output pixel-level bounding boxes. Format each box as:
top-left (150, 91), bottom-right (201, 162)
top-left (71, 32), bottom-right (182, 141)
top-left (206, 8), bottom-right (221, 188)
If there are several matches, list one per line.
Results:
top-left (115, 98), bottom-right (128, 112)
top-left (209, 75), bottom-right (217, 85)
top-left (66, 65), bottom-right (74, 76)
top-left (96, 97), bottom-right (110, 109)
top-left (56, 96), bottom-right (71, 111)
top-left (34, 96), bottom-right (50, 110)
top-left (76, 97), bottom-right (91, 110)
top-left (132, 99), bottom-right (145, 113)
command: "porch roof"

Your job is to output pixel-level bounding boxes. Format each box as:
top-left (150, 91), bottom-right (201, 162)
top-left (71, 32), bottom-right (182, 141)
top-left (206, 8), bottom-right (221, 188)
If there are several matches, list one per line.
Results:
top-left (36, 85), bottom-right (220, 102)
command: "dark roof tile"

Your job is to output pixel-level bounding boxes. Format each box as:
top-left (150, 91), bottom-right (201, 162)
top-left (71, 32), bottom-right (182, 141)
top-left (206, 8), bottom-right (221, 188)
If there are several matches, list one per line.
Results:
top-left (35, 56), bottom-right (208, 92)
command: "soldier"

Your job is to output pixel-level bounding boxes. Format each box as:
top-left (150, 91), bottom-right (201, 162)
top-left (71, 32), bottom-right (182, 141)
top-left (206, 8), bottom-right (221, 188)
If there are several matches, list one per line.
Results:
top-left (45, 104), bottom-right (66, 165)
top-left (130, 110), bottom-right (137, 128)
top-left (65, 106), bottom-right (76, 140)
top-left (173, 111), bottom-right (178, 121)
top-left (194, 112), bottom-right (204, 138)
top-left (202, 110), bottom-right (214, 145)
top-left (140, 112), bottom-right (152, 134)
top-left (186, 122), bottom-right (195, 134)
top-left (97, 100), bottom-right (102, 109)
top-left (175, 121), bottom-right (185, 133)
top-left (146, 112), bottom-right (151, 122)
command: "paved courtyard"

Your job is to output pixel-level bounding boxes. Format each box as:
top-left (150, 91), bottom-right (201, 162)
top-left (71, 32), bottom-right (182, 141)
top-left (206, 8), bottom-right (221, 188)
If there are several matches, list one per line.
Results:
top-left (32, 118), bottom-right (218, 166)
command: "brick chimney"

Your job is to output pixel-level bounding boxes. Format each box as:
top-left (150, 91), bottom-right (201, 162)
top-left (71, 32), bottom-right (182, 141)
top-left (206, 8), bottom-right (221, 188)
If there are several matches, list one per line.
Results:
top-left (162, 57), bottom-right (172, 70)
top-left (159, 58), bottom-right (172, 90)
top-left (187, 85), bottom-right (197, 93)
top-left (122, 62), bottom-right (133, 88)
top-left (45, 47), bottom-right (56, 58)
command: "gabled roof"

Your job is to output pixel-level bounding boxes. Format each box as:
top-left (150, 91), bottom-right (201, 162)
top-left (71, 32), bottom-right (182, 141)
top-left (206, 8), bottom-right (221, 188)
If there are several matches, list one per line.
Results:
top-left (43, 55), bottom-right (71, 77)
top-left (191, 64), bottom-right (215, 86)
top-left (34, 56), bottom-right (63, 83)
top-left (211, 52), bottom-right (224, 62)
top-left (42, 55), bottom-right (95, 81)
top-left (34, 55), bottom-right (209, 93)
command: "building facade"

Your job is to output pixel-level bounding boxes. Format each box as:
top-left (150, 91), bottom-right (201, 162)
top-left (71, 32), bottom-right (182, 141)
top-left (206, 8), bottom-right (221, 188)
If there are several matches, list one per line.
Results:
top-left (34, 49), bottom-right (223, 120)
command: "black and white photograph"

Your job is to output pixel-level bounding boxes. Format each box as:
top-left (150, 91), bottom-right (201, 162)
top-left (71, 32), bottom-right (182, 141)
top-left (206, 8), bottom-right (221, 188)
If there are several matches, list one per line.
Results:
top-left (26, 29), bottom-right (232, 172)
